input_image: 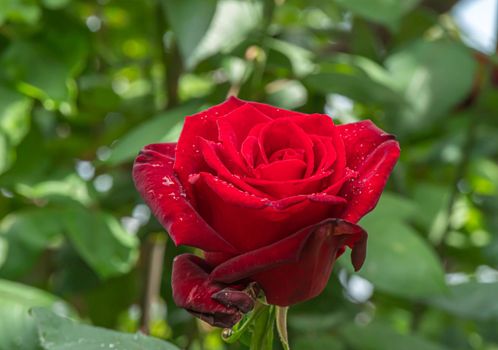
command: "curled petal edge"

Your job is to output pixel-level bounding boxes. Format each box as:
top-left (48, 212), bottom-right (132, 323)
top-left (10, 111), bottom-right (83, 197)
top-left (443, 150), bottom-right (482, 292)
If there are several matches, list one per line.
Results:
top-left (133, 143), bottom-right (236, 253)
top-left (172, 254), bottom-right (256, 328)
top-left (210, 218), bottom-right (367, 284)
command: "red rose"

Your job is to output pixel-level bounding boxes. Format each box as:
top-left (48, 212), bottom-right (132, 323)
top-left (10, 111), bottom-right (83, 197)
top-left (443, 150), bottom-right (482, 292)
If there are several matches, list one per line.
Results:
top-left (133, 97), bottom-right (399, 327)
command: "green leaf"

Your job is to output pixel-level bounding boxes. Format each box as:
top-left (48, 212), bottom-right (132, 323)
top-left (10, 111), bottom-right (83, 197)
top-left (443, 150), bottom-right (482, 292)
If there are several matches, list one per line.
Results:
top-left (107, 102), bottom-right (202, 165)
top-left (334, 0), bottom-right (420, 28)
top-left (265, 38), bottom-right (315, 77)
top-left (342, 193), bottom-right (447, 298)
top-left (0, 15), bottom-right (87, 111)
top-left (14, 174), bottom-right (92, 206)
top-left (0, 84), bottom-right (32, 145)
top-left (0, 133), bottom-right (10, 175)
top-left (0, 209), bottom-right (63, 278)
top-left (0, 206), bottom-right (138, 280)
top-left (0, 83), bottom-right (32, 174)
top-left (63, 208), bottom-right (139, 279)
top-left (0, 0), bottom-right (41, 26)
top-left (426, 281), bottom-right (498, 321)
top-left (186, 0), bottom-right (263, 69)
top-left (0, 238), bottom-right (6, 270)
top-left (339, 322), bottom-right (447, 350)
top-left (305, 56), bottom-right (402, 108)
top-left (41, 0), bottom-right (71, 10)
top-left (32, 308), bottom-right (180, 350)
top-left (294, 335), bottom-right (344, 350)
top-left (163, 0), bottom-right (218, 68)
top-left (413, 183), bottom-right (450, 230)
top-left (385, 39), bottom-right (476, 133)
top-left (0, 279), bottom-right (71, 350)
top-left (266, 80), bottom-right (308, 110)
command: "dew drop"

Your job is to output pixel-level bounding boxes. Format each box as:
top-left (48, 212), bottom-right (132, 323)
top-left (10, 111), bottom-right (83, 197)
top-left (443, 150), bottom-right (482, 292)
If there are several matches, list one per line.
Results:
top-left (222, 328), bottom-right (233, 339)
top-left (162, 176), bottom-right (174, 186)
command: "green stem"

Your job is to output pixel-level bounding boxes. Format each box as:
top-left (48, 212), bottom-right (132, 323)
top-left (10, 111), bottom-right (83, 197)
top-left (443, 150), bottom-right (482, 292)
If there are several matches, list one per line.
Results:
top-left (250, 305), bottom-right (274, 350)
top-left (222, 303), bottom-right (266, 344)
top-left (276, 306), bottom-right (290, 350)
top-left (222, 303), bottom-right (292, 350)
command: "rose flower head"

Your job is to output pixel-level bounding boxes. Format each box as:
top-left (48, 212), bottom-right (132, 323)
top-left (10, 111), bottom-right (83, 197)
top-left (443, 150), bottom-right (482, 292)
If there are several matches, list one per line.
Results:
top-left (133, 97), bottom-right (400, 328)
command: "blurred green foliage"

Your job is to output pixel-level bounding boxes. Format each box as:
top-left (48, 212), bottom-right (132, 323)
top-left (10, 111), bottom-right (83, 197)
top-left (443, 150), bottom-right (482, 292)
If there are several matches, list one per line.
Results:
top-left (1, 0), bottom-right (498, 349)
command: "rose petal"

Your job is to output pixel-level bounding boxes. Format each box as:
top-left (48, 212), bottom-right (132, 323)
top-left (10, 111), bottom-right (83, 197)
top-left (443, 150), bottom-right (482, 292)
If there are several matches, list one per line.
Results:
top-left (192, 172), bottom-right (346, 251)
top-left (216, 104), bottom-right (272, 175)
top-left (269, 148), bottom-right (305, 162)
top-left (310, 135), bottom-right (336, 174)
top-left (172, 254), bottom-right (254, 328)
top-left (337, 119), bottom-right (396, 171)
top-left (260, 119), bottom-right (315, 177)
top-left (210, 219), bottom-right (367, 306)
top-left (244, 170), bottom-right (332, 199)
top-left (254, 159), bottom-right (307, 181)
top-left (218, 104), bottom-right (272, 149)
top-left (340, 139), bottom-right (400, 223)
top-left (198, 137), bottom-right (268, 197)
top-left (174, 97), bottom-right (246, 195)
top-left (133, 143), bottom-right (236, 253)
top-left (254, 219), bottom-right (367, 306)
top-left (241, 136), bottom-right (266, 169)
top-left (292, 113), bottom-right (336, 137)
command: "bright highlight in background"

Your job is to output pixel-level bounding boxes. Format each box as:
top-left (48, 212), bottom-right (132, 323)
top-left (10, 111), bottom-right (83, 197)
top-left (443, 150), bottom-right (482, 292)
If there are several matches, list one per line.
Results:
top-left (453, 0), bottom-right (498, 54)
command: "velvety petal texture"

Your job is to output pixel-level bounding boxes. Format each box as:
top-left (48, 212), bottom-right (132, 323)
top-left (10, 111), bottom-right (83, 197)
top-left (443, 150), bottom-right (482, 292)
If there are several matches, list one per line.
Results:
top-left (133, 97), bottom-right (400, 327)
top-left (171, 254), bottom-right (255, 328)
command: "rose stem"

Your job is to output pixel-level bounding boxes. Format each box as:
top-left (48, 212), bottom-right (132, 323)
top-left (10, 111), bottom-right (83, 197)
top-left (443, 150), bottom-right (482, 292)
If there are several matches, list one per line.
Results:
top-left (140, 233), bottom-right (168, 334)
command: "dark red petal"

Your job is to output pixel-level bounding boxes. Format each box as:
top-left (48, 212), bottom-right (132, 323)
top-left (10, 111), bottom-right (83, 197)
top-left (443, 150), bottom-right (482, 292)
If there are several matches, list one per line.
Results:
top-left (133, 143), bottom-right (236, 253)
top-left (260, 119), bottom-right (315, 177)
top-left (320, 168), bottom-right (357, 196)
top-left (328, 122), bottom-right (347, 185)
top-left (269, 148), bottom-right (305, 162)
top-left (244, 170), bottom-right (332, 199)
top-left (211, 219), bottom-right (367, 306)
top-left (255, 219), bottom-right (367, 306)
top-left (218, 103), bottom-right (272, 149)
top-left (337, 120), bottom-right (396, 171)
top-left (211, 288), bottom-right (255, 313)
top-left (310, 135), bottom-right (336, 174)
top-left (198, 138), bottom-right (268, 196)
top-left (192, 172), bottom-right (346, 251)
top-left (254, 159), bottom-right (307, 181)
top-left (340, 139), bottom-right (400, 223)
top-left (216, 104), bottom-right (271, 175)
top-left (174, 97), bottom-right (246, 193)
top-left (210, 221), bottom-right (324, 282)
top-left (241, 136), bottom-right (266, 168)
top-left (172, 254), bottom-right (254, 328)
top-left (292, 113), bottom-right (336, 136)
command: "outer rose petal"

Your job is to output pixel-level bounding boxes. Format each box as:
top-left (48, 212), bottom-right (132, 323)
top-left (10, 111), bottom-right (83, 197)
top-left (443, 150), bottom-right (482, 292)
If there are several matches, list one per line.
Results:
top-left (337, 120), bottom-right (400, 223)
top-left (337, 120), bottom-right (396, 171)
top-left (340, 139), bottom-right (400, 223)
top-left (133, 143), bottom-right (236, 253)
top-left (192, 172), bottom-right (346, 251)
top-left (174, 97), bottom-right (245, 196)
top-left (210, 219), bottom-right (367, 306)
top-left (172, 254), bottom-right (255, 328)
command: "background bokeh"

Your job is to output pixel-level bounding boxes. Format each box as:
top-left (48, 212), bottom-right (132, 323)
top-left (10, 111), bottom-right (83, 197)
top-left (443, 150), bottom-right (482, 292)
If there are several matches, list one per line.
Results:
top-left (1, 0), bottom-right (498, 349)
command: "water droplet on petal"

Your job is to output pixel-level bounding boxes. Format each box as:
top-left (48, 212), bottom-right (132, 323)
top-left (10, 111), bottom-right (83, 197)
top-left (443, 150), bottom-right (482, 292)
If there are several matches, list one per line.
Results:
top-left (162, 176), bottom-right (174, 186)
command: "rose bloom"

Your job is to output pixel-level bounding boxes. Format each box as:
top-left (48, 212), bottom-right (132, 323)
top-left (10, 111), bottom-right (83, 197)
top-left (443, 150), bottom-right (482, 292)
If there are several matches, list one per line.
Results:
top-left (133, 97), bottom-right (400, 327)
